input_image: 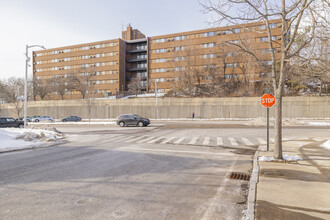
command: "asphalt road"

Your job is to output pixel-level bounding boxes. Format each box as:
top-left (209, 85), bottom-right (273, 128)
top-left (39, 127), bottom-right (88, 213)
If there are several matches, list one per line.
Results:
top-left (0, 121), bottom-right (328, 220)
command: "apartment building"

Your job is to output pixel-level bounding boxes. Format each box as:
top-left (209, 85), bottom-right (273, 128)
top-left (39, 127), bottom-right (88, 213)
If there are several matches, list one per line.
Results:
top-left (33, 21), bottom-right (282, 100)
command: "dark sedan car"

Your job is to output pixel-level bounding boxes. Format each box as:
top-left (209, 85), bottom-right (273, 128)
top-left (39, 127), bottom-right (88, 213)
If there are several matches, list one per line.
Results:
top-left (61, 116), bottom-right (82, 122)
top-left (0, 117), bottom-right (24, 128)
top-left (116, 114), bottom-right (150, 127)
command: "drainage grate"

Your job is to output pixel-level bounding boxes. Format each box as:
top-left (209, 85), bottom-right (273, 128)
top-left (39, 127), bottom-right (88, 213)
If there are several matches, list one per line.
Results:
top-left (228, 172), bottom-right (250, 181)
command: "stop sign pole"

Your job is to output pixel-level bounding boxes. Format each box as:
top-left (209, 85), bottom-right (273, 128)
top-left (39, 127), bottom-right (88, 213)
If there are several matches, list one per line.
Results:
top-left (260, 91), bottom-right (275, 151)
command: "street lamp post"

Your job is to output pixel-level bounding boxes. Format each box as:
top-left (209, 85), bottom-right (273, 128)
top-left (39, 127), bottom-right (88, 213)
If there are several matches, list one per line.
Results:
top-left (24, 45), bottom-right (46, 128)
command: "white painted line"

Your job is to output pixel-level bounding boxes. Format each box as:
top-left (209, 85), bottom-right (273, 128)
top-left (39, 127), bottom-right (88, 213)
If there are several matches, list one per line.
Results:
top-left (189, 136), bottom-right (199, 145)
top-left (216, 137), bottom-right (223, 146)
top-left (118, 147), bottom-right (233, 157)
top-left (137, 136), bottom-right (156, 143)
top-left (124, 135), bottom-right (146, 143)
top-left (121, 136), bottom-right (137, 142)
top-left (201, 155), bottom-right (238, 220)
top-left (202, 137), bottom-right (210, 146)
top-left (160, 137), bottom-right (176, 144)
top-left (257, 138), bottom-right (266, 145)
top-left (147, 136), bottom-right (163, 144)
top-left (112, 135), bottom-right (128, 142)
top-left (229, 137), bottom-right (238, 146)
top-left (173, 137), bottom-right (185, 144)
top-left (241, 137), bottom-right (254, 146)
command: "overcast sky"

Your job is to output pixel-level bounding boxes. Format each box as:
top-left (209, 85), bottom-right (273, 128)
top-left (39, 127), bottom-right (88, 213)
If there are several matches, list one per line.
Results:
top-left (0, 0), bottom-right (216, 80)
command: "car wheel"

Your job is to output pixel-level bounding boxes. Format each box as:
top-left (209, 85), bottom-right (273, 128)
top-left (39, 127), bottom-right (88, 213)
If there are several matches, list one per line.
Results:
top-left (62, 119), bottom-right (66, 122)
top-left (49, 119), bottom-right (53, 122)
top-left (119, 122), bottom-right (125, 127)
top-left (35, 119), bottom-right (39, 122)
top-left (18, 124), bottom-right (24, 128)
top-left (138, 121), bottom-right (144, 127)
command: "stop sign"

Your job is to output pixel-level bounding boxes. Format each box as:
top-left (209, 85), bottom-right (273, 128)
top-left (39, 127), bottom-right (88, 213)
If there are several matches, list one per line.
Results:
top-left (261, 94), bottom-right (275, 107)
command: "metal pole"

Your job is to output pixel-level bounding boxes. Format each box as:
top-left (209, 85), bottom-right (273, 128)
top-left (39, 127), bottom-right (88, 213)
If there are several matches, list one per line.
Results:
top-left (155, 80), bottom-right (159, 119)
top-left (267, 107), bottom-right (269, 151)
top-left (24, 45), bottom-right (28, 128)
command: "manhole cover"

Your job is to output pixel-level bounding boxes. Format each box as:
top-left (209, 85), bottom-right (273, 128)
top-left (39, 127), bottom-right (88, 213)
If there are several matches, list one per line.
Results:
top-left (228, 172), bottom-right (250, 181)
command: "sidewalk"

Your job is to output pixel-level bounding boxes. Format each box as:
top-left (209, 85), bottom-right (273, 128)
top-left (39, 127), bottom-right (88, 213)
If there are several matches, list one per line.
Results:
top-left (255, 139), bottom-right (330, 220)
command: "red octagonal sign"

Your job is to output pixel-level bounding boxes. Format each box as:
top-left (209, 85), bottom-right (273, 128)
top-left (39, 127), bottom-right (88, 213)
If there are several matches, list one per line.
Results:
top-left (261, 94), bottom-right (275, 108)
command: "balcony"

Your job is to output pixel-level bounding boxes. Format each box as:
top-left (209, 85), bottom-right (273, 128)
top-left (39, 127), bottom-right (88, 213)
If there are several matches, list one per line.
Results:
top-left (126, 58), bottom-right (147, 63)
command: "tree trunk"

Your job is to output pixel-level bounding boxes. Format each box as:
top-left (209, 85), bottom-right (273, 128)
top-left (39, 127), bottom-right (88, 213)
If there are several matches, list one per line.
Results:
top-left (274, 90), bottom-right (283, 159)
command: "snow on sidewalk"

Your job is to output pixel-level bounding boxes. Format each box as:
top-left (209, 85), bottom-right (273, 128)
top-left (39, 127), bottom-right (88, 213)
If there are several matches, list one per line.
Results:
top-left (320, 140), bottom-right (330, 150)
top-left (259, 155), bottom-right (302, 162)
top-left (0, 128), bottom-right (62, 153)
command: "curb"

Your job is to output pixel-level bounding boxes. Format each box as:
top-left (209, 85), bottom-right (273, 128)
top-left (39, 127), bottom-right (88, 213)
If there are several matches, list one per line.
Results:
top-left (246, 146), bottom-right (260, 220)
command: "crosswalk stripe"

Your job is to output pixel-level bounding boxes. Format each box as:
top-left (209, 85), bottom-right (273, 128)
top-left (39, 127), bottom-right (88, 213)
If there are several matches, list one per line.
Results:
top-left (160, 137), bottom-right (176, 144)
top-left (202, 137), bottom-right (210, 145)
top-left (124, 136), bottom-right (146, 143)
top-left (189, 136), bottom-right (199, 145)
top-left (216, 137), bottom-right (223, 146)
top-left (241, 137), bottom-right (253, 146)
top-left (229, 137), bottom-right (238, 146)
top-left (137, 136), bottom-right (156, 143)
top-left (257, 138), bottom-right (266, 144)
top-left (173, 137), bottom-right (185, 144)
top-left (147, 136), bottom-right (163, 144)
top-left (112, 135), bottom-right (128, 142)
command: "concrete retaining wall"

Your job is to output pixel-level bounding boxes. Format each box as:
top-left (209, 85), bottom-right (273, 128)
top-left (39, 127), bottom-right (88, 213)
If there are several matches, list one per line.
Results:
top-left (0, 96), bottom-right (329, 119)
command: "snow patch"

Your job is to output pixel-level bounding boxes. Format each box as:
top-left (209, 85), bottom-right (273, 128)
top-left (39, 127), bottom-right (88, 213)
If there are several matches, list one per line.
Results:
top-left (306, 122), bottom-right (330, 126)
top-left (259, 155), bottom-right (302, 161)
top-left (0, 128), bottom-right (63, 153)
top-left (320, 140), bottom-right (330, 150)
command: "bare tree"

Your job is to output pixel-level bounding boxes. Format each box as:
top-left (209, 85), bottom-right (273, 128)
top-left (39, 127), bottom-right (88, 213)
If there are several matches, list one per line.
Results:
top-left (2, 77), bottom-right (24, 118)
top-left (50, 76), bottom-right (73, 100)
top-left (32, 77), bottom-right (51, 100)
top-left (127, 75), bottom-right (143, 96)
top-left (71, 67), bottom-right (96, 99)
top-left (200, 0), bottom-right (328, 159)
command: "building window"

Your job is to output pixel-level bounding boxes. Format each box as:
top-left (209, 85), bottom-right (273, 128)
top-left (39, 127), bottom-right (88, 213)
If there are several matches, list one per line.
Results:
top-left (155, 48), bottom-right (166, 53)
top-left (174, 36), bottom-right (186, 41)
top-left (155, 58), bottom-right (167, 63)
top-left (202, 54), bottom-right (216, 59)
top-left (271, 36), bottom-right (276, 41)
top-left (202, 43), bottom-right (216, 48)
top-left (225, 63), bottom-right (238, 68)
top-left (232, 28), bottom-right (240, 33)
top-left (203, 31), bottom-right (216, 37)
top-left (224, 74), bottom-right (238, 79)
top-left (155, 68), bottom-right (166, 73)
top-left (260, 37), bottom-right (268, 42)
top-left (155, 38), bottom-right (166, 43)
top-left (175, 46), bottom-right (185, 51)
top-left (260, 25), bottom-right (266, 30)
top-left (109, 42), bottom-right (114, 47)
top-left (269, 23), bottom-right (277, 29)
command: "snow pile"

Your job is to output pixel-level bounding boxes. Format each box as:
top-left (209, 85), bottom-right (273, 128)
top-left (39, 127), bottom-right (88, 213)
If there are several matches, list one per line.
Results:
top-left (320, 140), bottom-right (330, 150)
top-left (0, 128), bottom-right (63, 153)
top-left (306, 122), bottom-right (330, 126)
top-left (259, 155), bottom-right (302, 162)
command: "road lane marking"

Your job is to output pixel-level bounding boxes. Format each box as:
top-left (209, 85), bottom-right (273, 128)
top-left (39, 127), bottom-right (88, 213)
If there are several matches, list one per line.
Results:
top-left (202, 137), bottom-right (210, 146)
top-left (124, 136), bottom-right (146, 143)
top-left (201, 155), bottom-right (238, 220)
top-left (241, 137), bottom-right (253, 146)
top-left (118, 147), bottom-right (233, 156)
top-left (137, 136), bottom-right (156, 143)
top-left (173, 137), bottom-right (185, 144)
top-left (189, 136), bottom-right (199, 145)
top-left (229, 137), bottom-right (238, 146)
top-left (216, 137), bottom-right (223, 146)
top-left (147, 136), bottom-right (163, 144)
top-left (257, 138), bottom-right (266, 144)
top-left (160, 137), bottom-right (176, 144)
